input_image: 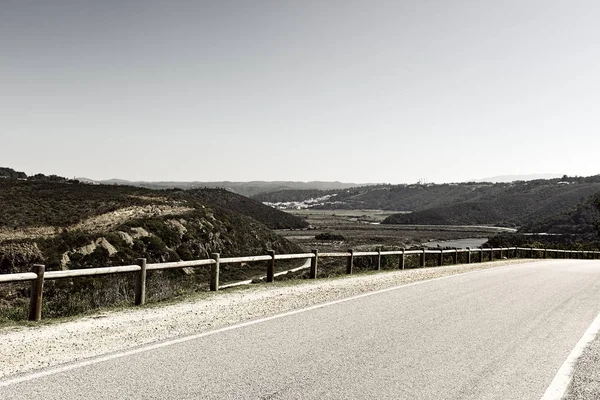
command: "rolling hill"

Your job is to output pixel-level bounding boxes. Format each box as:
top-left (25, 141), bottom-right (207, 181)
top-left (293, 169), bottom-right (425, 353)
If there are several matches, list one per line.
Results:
top-left (251, 176), bottom-right (600, 229)
top-left (0, 168), bottom-right (306, 320)
top-left (519, 193), bottom-right (600, 235)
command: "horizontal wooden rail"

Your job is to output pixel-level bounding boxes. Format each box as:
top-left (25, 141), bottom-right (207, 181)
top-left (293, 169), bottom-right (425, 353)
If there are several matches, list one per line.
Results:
top-left (0, 272), bottom-right (38, 283)
top-left (274, 253), bottom-right (316, 260)
top-left (403, 250), bottom-right (425, 255)
top-left (319, 252), bottom-right (352, 257)
top-left (220, 255), bottom-right (273, 264)
top-left (45, 265), bottom-right (140, 280)
top-left (352, 251), bottom-right (379, 257)
top-left (146, 259), bottom-right (216, 271)
top-left (2, 244), bottom-right (600, 322)
top-left (380, 250), bottom-right (404, 256)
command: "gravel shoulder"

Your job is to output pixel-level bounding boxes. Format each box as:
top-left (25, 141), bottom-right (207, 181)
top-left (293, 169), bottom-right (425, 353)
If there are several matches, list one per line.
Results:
top-left (566, 331), bottom-right (600, 399)
top-left (0, 259), bottom-right (542, 380)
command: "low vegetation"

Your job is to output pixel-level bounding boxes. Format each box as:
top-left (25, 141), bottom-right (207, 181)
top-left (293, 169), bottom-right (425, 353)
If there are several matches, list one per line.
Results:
top-left (486, 193), bottom-right (600, 250)
top-left (252, 176), bottom-right (600, 230)
top-left (0, 168), bottom-right (307, 321)
top-left (314, 232), bottom-right (346, 241)
top-left (519, 193), bottom-right (600, 235)
top-left (186, 188), bottom-right (309, 229)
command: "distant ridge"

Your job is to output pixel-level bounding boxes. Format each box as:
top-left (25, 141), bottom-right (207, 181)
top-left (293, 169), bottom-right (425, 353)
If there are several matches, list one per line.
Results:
top-left (76, 178), bottom-right (372, 197)
top-left (472, 174), bottom-right (563, 183)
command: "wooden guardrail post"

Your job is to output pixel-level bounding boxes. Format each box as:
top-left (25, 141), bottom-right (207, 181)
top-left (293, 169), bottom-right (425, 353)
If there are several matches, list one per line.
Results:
top-left (310, 249), bottom-right (318, 279)
top-left (210, 253), bottom-right (220, 291)
top-left (0, 243), bottom-right (591, 321)
top-left (28, 264), bottom-right (45, 322)
top-left (399, 248), bottom-right (405, 270)
top-left (346, 249), bottom-right (354, 274)
top-left (267, 250), bottom-right (275, 283)
top-left (134, 258), bottom-right (147, 306)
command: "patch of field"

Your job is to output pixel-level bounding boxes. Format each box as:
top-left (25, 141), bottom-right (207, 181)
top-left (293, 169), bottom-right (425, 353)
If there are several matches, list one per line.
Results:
top-left (278, 209), bottom-right (500, 252)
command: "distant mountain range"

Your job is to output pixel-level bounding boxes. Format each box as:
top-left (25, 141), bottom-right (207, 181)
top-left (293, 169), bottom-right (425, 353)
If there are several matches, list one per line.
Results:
top-left (76, 178), bottom-right (372, 197)
top-left (75, 175), bottom-right (568, 197)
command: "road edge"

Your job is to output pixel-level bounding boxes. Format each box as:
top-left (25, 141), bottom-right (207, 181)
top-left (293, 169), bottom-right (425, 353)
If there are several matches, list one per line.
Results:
top-left (540, 311), bottom-right (600, 400)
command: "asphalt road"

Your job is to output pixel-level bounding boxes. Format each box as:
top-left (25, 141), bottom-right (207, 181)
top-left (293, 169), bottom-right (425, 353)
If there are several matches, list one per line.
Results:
top-left (3, 260), bottom-right (600, 399)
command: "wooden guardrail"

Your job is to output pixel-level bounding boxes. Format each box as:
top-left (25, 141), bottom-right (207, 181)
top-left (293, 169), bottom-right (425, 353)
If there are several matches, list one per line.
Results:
top-left (1, 246), bottom-right (599, 321)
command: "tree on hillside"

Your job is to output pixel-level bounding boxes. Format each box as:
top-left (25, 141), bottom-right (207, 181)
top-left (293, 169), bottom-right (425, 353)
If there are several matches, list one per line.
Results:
top-left (0, 167), bottom-right (27, 180)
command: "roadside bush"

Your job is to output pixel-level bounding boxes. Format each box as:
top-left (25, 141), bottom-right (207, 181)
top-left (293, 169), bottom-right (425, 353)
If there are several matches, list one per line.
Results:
top-left (315, 232), bottom-right (345, 241)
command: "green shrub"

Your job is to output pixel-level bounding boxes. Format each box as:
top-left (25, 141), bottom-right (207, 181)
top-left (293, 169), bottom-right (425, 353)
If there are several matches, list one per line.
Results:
top-left (315, 232), bottom-right (345, 241)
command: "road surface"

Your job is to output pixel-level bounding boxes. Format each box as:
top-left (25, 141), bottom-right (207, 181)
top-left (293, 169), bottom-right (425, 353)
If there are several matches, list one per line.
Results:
top-left (2, 260), bottom-right (600, 399)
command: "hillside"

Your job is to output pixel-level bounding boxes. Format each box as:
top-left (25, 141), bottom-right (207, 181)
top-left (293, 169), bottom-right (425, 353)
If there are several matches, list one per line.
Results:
top-left (185, 188), bottom-right (309, 230)
top-left (0, 172), bottom-right (305, 319)
top-left (519, 193), bottom-right (600, 235)
top-left (0, 180), bottom-right (301, 269)
top-left (251, 176), bottom-right (600, 228)
top-left (381, 179), bottom-right (600, 227)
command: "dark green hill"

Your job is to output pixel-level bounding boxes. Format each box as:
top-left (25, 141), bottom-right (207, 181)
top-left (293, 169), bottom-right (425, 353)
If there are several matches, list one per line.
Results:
top-left (0, 180), bottom-right (301, 270)
top-left (254, 177), bottom-right (600, 216)
top-left (381, 180), bottom-right (600, 227)
top-left (519, 193), bottom-right (600, 234)
top-left (0, 167), bottom-right (27, 180)
top-left (0, 178), bottom-right (304, 320)
top-left (251, 175), bottom-right (600, 228)
top-left (382, 202), bottom-right (512, 226)
top-left (186, 188), bottom-right (308, 230)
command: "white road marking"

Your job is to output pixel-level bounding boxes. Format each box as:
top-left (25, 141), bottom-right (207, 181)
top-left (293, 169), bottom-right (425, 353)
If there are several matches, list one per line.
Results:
top-left (540, 311), bottom-right (600, 400)
top-left (0, 265), bottom-right (510, 388)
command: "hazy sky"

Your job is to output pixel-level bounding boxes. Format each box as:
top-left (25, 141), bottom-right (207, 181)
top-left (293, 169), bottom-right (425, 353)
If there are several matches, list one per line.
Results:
top-left (2, 0), bottom-right (599, 183)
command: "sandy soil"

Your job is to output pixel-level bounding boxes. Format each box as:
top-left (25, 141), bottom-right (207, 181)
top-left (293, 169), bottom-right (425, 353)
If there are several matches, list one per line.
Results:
top-left (0, 205), bottom-right (194, 241)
